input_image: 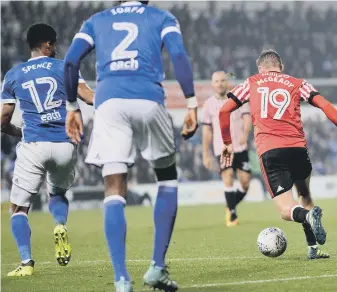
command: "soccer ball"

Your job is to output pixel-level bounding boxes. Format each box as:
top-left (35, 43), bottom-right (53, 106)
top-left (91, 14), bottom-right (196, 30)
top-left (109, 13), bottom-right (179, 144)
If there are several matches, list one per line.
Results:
top-left (257, 227), bottom-right (287, 257)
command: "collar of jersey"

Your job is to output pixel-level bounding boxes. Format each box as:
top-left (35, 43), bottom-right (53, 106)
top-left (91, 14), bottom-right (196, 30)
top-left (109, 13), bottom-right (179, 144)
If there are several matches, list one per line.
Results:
top-left (120, 1), bottom-right (142, 6)
top-left (28, 56), bottom-right (48, 62)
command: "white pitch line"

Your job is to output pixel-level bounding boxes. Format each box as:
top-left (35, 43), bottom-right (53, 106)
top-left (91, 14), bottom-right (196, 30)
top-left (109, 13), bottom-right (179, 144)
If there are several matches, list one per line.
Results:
top-left (2, 256), bottom-right (261, 267)
top-left (141, 274), bottom-right (337, 291)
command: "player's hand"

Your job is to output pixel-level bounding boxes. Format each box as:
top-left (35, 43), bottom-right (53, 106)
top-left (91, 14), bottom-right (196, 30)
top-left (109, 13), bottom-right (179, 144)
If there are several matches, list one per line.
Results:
top-left (181, 108), bottom-right (198, 140)
top-left (66, 110), bottom-right (83, 144)
top-left (203, 153), bottom-right (213, 170)
top-left (220, 144), bottom-right (234, 168)
top-left (239, 135), bottom-right (248, 145)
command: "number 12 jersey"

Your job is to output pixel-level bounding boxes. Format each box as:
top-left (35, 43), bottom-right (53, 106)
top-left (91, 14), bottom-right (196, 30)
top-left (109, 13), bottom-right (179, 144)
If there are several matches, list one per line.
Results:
top-left (1, 56), bottom-right (85, 142)
top-left (228, 71), bottom-right (320, 156)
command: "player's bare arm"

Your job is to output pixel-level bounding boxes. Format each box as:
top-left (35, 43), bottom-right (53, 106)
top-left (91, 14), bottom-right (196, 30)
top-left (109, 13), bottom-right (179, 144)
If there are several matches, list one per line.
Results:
top-left (202, 124), bottom-right (213, 170)
top-left (1, 103), bottom-right (22, 137)
top-left (239, 114), bottom-right (251, 145)
top-left (77, 83), bottom-right (94, 105)
top-left (219, 98), bottom-right (239, 167)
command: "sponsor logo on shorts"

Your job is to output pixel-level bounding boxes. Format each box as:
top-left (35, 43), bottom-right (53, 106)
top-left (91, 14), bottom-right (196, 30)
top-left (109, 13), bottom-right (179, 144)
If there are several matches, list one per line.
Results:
top-left (242, 162), bottom-right (251, 171)
top-left (277, 185), bottom-right (284, 192)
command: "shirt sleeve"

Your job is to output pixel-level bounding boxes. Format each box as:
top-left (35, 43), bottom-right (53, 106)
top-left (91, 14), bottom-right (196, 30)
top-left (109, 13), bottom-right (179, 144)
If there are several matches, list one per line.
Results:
top-left (1, 73), bottom-right (16, 104)
top-left (300, 80), bottom-right (320, 104)
top-left (161, 11), bottom-right (181, 41)
top-left (74, 17), bottom-right (95, 48)
top-left (202, 100), bottom-right (212, 125)
top-left (227, 78), bottom-right (250, 106)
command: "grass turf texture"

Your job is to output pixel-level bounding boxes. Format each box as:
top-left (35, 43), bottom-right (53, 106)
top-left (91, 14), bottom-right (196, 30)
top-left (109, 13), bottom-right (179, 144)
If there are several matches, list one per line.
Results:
top-left (2, 199), bottom-right (337, 292)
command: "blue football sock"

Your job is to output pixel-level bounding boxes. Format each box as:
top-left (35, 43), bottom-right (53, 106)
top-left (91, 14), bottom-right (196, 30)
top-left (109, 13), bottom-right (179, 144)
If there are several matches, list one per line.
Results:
top-left (104, 196), bottom-right (130, 281)
top-left (11, 213), bottom-right (32, 263)
top-left (152, 180), bottom-right (178, 268)
top-left (49, 194), bottom-right (69, 225)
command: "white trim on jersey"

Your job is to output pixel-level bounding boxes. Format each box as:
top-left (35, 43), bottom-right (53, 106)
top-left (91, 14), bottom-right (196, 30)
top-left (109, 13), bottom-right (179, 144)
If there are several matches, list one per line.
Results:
top-left (78, 79), bottom-right (86, 84)
top-left (28, 56), bottom-right (48, 62)
top-left (74, 32), bottom-right (94, 47)
top-left (1, 98), bottom-right (17, 104)
top-left (120, 1), bottom-right (142, 6)
top-left (161, 26), bottom-right (181, 40)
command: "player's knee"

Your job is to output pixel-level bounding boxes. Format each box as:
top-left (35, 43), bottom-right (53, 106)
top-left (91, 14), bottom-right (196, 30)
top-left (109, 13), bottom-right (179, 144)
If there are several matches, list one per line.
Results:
top-left (221, 170), bottom-right (234, 187)
top-left (239, 179), bottom-right (250, 192)
top-left (102, 163), bottom-right (128, 197)
top-left (154, 163), bottom-right (177, 181)
top-left (10, 184), bottom-right (33, 210)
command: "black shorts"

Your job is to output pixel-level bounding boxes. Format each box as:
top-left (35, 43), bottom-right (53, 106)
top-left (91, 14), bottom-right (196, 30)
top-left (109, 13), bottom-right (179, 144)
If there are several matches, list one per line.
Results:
top-left (259, 147), bottom-right (312, 198)
top-left (218, 150), bottom-right (251, 173)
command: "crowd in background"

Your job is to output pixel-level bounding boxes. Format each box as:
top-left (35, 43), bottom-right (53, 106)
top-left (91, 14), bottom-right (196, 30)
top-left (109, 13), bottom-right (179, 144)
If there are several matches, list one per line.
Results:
top-left (1, 1), bottom-right (337, 191)
top-left (1, 1), bottom-right (337, 79)
top-left (2, 117), bottom-right (337, 191)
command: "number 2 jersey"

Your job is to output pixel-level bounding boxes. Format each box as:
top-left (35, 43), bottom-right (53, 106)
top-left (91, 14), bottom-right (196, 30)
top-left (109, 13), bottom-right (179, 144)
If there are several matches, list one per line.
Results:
top-left (1, 56), bottom-right (85, 142)
top-left (74, 1), bottom-right (182, 109)
top-left (228, 71), bottom-right (319, 156)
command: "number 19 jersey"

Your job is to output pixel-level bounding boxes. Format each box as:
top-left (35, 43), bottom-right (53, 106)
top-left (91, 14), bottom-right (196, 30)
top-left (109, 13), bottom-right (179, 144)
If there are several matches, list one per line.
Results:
top-left (1, 56), bottom-right (84, 142)
top-left (76, 1), bottom-right (181, 109)
top-left (228, 72), bottom-right (320, 156)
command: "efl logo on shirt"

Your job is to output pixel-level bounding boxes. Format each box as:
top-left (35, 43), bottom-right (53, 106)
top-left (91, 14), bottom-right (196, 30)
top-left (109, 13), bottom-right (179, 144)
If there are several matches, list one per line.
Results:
top-left (41, 109), bottom-right (62, 123)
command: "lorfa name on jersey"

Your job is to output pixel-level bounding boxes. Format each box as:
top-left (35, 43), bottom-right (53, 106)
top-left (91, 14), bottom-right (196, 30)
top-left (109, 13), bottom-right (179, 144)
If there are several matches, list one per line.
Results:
top-left (111, 6), bottom-right (145, 15)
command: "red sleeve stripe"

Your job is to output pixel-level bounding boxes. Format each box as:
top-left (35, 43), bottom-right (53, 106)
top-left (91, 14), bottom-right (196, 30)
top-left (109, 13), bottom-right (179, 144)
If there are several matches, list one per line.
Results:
top-left (232, 80), bottom-right (250, 102)
top-left (299, 88), bottom-right (310, 99)
top-left (237, 85), bottom-right (250, 101)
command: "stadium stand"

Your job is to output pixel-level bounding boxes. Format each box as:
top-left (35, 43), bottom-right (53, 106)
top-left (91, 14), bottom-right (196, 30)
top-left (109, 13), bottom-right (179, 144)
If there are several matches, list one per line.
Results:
top-left (1, 1), bottom-right (337, 79)
top-left (1, 1), bottom-right (337, 190)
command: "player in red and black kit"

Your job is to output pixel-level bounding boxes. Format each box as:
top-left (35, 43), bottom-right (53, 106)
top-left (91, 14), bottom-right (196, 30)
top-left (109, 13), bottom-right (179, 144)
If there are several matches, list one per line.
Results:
top-left (219, 50), bottom-right (337, 259)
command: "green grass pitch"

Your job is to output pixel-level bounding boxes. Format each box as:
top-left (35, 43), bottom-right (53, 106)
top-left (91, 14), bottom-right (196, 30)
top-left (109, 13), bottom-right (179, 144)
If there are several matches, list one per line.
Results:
top-left (2, 199), bottom-right (337, 292)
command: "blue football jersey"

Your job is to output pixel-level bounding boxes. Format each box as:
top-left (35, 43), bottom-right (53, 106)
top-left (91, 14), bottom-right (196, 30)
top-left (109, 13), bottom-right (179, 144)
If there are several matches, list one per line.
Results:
top-left (75, 1), bottom-right (181, 108)
top-left (1, 56), bottom-right (84, 142)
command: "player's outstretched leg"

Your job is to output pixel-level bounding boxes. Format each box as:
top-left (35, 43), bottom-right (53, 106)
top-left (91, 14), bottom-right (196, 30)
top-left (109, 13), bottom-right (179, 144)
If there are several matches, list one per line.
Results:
top-left (273, 191), bottom-right (327, 246)
top-left (49, 193), bottom-right (72, 266)
top-left (103, 170), bottom-right (132, 292)
top-left (8, 203), bottom-right (34, 277)
top-left (144, 162), bottom-right (178, 292)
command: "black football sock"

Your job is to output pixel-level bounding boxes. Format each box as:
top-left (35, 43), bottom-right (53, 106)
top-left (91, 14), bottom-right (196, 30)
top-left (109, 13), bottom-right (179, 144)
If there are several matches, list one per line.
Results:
top-left (302, 222), bottom-right (317, 246)
top-left (224, 191), bottom-right (237, 220)
top-left (236, 190), bottom-right (247, 205)
top-left (291, 206), bottom-right (309, 223)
